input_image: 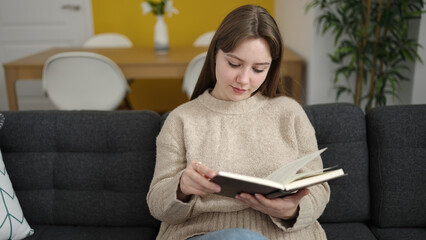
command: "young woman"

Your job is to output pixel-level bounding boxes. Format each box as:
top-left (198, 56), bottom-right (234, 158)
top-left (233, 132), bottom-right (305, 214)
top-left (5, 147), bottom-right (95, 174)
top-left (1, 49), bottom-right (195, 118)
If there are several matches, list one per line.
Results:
top-left (147, 5), bottom-right (330, 240)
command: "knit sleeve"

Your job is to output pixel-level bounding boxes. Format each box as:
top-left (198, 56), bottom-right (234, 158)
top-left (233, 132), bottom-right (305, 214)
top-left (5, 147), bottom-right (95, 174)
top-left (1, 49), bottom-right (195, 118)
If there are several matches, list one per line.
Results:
top-left (146, 112), bottom-right (197, 224)
top-left (270, 101), bottom-right (331, 232)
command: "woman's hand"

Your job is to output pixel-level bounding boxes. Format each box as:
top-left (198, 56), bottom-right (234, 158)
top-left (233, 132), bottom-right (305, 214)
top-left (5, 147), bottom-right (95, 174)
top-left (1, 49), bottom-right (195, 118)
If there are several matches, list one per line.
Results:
top-left (236, 189), bottom-right (310, 220)
top-left (177, 161), bottom-right (221, 201)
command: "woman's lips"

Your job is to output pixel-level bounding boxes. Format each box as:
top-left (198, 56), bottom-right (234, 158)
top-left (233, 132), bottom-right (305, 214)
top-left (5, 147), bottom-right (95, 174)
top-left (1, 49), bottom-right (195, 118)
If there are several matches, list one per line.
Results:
top-left (232, 86), bottom-right (247, 94)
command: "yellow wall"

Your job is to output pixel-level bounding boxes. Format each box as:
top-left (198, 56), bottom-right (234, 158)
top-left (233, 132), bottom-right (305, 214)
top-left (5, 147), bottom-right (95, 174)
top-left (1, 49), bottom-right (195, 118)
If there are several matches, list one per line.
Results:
top-left (92, 0), bottom-right (274, 47)
top-left (91, 0), bottom-right (274, 112)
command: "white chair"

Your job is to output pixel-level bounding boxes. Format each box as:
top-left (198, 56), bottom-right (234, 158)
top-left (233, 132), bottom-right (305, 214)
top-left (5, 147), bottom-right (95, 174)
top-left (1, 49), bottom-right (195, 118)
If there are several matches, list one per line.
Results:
top-left (182, 52), bottom-right (207, 98)
top-left (181, 32), bottom-right (213, 98)
top-left (83, 33), bottom-right (133, 108)
top-left (42, 51), bottom-right (130, 110)
top-left (193, 31), bottom-right (215, 47)
top-left (83, 33), bottom-right (133, 48)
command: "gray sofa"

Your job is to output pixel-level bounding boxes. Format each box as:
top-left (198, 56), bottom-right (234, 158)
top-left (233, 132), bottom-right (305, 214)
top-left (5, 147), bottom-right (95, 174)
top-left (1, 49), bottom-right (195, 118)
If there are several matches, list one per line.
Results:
top-left (0, 103), bottom-right (424, 240)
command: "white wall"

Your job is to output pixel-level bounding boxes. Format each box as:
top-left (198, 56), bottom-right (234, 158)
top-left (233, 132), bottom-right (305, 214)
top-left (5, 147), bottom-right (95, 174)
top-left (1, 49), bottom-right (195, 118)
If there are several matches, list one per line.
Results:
top-left (275, 0), bottom-right (344, 105)
top-left (275, 0), bottom-right (426, 106)
top-left (0, 0), bottom-right (93, 111)
top-left (412, 12), bottom-right (426, 104)
top-left (275, 0), bottom-right (313, 62)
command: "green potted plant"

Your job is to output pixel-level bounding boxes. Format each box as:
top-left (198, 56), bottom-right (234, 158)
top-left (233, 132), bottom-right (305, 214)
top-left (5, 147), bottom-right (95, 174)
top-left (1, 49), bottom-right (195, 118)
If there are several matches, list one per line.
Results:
top-left (307, 0), bottom-right (425, 110)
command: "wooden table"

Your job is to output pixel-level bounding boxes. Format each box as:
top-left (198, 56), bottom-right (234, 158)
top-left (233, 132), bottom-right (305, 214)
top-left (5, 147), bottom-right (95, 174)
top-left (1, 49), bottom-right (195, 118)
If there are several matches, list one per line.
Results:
top-left (3, 46), bottom-right (304, 110)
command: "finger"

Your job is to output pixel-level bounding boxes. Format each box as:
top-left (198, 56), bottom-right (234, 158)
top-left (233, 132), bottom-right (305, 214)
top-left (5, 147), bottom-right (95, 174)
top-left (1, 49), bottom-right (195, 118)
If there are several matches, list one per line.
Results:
top-left (191, 176), bottom-right (221, 194)
top-left (183, 167), bottom-right (221, 195)
top-left (252, 194), bottom-right (284, 210)
top-left (192, 161), bottom-right (217, 179)
top-left (193, 161), bottom-right (201, 170)
top-left (286, 189), bottom-right (310, 202)
top-left (183, 183), bottom-right (214, 196)
top-left (181, 176), bottom-right (212, 196)
top-left (237, 193), bottom-right (262, 206)
top-left (254, 193), bottom-right (272, 205)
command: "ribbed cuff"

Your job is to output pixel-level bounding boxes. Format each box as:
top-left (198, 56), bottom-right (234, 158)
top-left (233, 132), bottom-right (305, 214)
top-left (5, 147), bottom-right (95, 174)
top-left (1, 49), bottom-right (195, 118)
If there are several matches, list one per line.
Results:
top-left (269, 196), bottom-right (314, 232)
top-left (156, 170), bottom-right (197, 224)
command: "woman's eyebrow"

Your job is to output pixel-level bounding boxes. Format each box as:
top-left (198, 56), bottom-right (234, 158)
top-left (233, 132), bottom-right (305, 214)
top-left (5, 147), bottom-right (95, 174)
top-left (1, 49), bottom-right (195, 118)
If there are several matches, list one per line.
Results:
top-left (225, 53), bottom-right (271, 66)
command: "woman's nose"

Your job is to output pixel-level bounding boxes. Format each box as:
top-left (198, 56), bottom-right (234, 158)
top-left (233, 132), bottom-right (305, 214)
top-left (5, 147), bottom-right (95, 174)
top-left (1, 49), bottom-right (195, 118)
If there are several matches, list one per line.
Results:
top-left (236, 68), bottom-right (250, 84)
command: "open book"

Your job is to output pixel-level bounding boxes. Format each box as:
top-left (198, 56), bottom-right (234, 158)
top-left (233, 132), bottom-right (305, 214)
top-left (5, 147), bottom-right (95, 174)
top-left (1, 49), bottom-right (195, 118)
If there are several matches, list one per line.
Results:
top-left (210, 148), bottom-right (346, 199)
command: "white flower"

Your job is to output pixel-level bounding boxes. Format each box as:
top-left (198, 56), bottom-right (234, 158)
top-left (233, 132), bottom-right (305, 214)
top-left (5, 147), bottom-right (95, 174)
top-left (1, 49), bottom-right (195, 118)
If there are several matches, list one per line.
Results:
top-left (141, 2), bottom-right (152, 15)
top-left (164, 0), bottom-right (179, 17)
top-left (140, 0), bottom-right (178, 17)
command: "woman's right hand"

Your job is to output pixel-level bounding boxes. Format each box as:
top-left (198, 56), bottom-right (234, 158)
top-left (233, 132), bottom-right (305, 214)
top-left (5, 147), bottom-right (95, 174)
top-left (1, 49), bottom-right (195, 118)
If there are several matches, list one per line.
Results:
top-left (177, 160), bottom-right (221, 201)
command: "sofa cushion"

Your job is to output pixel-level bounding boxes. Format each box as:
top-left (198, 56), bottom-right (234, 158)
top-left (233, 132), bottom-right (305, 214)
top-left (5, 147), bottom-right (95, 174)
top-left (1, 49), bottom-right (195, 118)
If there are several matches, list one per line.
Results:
top-left (0, 113), bottom-right (34, 239)
top-left (26, 225), bottom-right (158, 240)
top-left (304, 103), bottom-right (370, 223)
top-left (367, 105), bottom-right (426, 228)
top-left (370, 226), bottom-right (426, 240)
top-left (0, 150), bottom-right (34, 239)
top-left (0, 113), bottom-right (3, 129)
top-left (322, 223), bottom-right (377, 240)
top-left (0, 111), bottom-right (161, 229)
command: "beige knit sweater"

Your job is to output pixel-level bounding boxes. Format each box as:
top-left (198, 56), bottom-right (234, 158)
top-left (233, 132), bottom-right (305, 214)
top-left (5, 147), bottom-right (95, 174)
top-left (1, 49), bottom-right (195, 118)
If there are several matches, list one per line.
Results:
top-left (147, 90), bottom-right (330, 240)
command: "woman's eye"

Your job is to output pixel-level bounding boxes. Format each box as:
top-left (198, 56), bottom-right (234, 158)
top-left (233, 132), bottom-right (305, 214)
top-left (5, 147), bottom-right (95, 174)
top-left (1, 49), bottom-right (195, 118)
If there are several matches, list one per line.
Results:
top-left (228, 62), bottom-right (240, 68)
top-left (253, 68), bottom-right (264, 73)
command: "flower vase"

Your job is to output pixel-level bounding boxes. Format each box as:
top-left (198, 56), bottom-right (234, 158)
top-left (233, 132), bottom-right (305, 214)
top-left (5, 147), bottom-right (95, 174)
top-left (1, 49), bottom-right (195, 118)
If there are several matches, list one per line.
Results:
top-left (154, 15), bottom-right (169, 55)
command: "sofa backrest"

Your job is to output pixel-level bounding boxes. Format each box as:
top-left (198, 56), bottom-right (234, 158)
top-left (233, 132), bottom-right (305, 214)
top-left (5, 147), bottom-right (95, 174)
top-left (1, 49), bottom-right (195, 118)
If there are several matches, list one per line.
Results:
top-left (367, 105), bottom-right (426, 228)
top-left (304, 103), bottom-right (370, 223)
top-left (0, 111), bottom-right (161, 230)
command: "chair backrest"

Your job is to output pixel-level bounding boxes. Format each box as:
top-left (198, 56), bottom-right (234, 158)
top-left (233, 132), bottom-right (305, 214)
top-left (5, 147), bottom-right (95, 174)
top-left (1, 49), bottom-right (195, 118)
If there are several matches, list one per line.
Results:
top-left (182, 52), bottom-right (207, 98)
top-left (42, 51), bottom-right (130, 110)
top-left (193, 31), bottom-right (215, 47)
top-left (83, 33), bottom-right (133, 48)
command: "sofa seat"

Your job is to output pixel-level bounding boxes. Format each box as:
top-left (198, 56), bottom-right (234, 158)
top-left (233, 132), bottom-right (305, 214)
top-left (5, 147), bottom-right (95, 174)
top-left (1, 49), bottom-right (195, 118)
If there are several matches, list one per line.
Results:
top-left (322, 223), bottom-right (377, 240)
top-left (370, 226), bottom-right (426, 240)
top-left (1, 104), bottom-right (424, 240)
top-left (26, 225), bottom-right (158, 240)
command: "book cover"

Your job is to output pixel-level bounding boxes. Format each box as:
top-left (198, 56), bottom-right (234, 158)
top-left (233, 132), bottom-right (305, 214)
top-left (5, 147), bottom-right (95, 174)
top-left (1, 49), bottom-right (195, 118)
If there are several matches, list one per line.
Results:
top-left (210, 149), bottom-right (346, 199)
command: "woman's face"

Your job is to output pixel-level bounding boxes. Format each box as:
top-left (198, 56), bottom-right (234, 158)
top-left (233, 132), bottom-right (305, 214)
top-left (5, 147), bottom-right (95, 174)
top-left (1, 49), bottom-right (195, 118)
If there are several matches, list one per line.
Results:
top-left (211, 37), bottom-right (272, 101)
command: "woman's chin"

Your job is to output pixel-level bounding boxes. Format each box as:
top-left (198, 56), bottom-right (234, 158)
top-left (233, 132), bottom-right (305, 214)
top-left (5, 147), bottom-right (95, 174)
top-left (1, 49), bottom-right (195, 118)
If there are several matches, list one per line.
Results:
top-left (228, 92), bottom-right (251, 102)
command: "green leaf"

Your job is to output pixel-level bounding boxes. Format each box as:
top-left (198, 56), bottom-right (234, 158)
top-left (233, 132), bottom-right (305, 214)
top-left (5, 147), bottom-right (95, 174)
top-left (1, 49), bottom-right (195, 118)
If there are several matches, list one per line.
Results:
top-left (334, 28), bottom-right (343, 45)
top-left (335, 86), bottom-right (351, 101)
top-left (308, 0), bottom-right (426, 109)
top-left (401, 49), bottom-right (415, 61)
top-left (328, 53), bottom-right (340, 63)
top-left (409, 47), bottom-right (424, 64)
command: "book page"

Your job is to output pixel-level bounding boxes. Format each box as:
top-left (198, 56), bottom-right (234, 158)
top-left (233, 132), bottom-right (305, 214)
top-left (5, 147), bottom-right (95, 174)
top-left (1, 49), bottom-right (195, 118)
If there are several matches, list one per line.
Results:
top-left (289, 166), bottom-right (337, 182)
top-left (284, 169), bottom-right (346, 191)
top-left (265, 148), bottom-right (326, 184)
top-left (216, 171), bottom-right (284, 189)
top-left (265, 169), bottom-right (346, 199)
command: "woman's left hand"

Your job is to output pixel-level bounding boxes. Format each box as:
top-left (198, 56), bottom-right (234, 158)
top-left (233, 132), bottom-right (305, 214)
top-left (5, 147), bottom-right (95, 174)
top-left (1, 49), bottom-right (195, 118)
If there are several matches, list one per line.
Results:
top-left (235, 189), bottom-right (310, 220)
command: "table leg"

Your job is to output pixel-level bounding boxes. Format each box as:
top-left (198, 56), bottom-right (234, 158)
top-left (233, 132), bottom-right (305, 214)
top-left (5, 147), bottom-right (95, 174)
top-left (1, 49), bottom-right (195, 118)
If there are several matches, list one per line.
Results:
top-left (4, 67), bottom-right (19, 111)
